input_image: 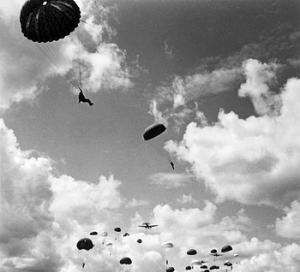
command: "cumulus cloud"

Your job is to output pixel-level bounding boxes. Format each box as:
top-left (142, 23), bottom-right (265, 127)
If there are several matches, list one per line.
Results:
top-left (0, 118), bottom-right (124, 272)
top-left (276, 201), bottom-right (300, 239)
top-left (166, 76), bottom-right (300, 206)
top-left (126, 198), bottom-right (149, 208)
top-left (150, 173), bottom-right (193, 189)
top-left (176, 194), bottom-right (198, 205)
top-left (1, 121), bottom-right (299, 272)
top-left (0, 0), bottom-right (132, 111)
top-left (238, 59), bottom-right (281, 115)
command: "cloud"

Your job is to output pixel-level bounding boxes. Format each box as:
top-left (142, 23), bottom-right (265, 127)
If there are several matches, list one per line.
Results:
top-left (126, 198), bottom-right (149, 208)
top-left (1, 121), bottom-right (299, 272)
top-left (0, 0), bottom-right (132, 111)
top-left (176, 194), bottom-right (198, 205)
top-left (150, 173), bottom-right (193, 189)
top-left (0, 118), bottom-right (124, 271)
top-left (276, 201), bottom-right (300, 239)
top-left (238, 59), bottom-right (281, 115)
top-left (166, 76), bottom-right (300, 206)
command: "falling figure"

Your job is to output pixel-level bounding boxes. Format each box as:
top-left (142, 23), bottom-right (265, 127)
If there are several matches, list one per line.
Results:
top-left (82, 262), bottom-right (85, 269)
top-left (170, 161), bottom-right (175, 170)
top-left (78, 87), bottom-right (93, 106)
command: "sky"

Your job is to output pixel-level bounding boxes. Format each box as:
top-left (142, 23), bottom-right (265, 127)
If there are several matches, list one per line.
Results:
top-left (0, 0), bottom-right (300, 271)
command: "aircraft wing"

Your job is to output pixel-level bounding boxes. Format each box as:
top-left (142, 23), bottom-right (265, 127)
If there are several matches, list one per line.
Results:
top-left (138, 226), bottom-right (146, 228)
top-left (149, 225), bottom-right (158, 227)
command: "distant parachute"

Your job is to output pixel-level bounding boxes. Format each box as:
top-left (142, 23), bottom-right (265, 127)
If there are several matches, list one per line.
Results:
top-left (137, 239), bottom-right (142, 244)
top-left (210, 249), bottom-right (217, 254)
top-left (20, 0), bottom-right (81, 43)
top-left (166, 267), bottom-right (175, 272)
top-left (221, 245), bottom-right (233, 253)
top-left (200, 265), bottom-right (208, 269)
top-left (143, 123), bottom-right (166, 141)
top-left (90, 231), bottom-right (98, 236)
top-left (114, 227), bottom-right (121, 232)
top-left (186, 266), bottom-right (192, 270)
top-left (77, 238), bottom-right (94, 251)
top-left (224, 261), bottom-right (232, 267)
top-left (120, 257), bottom-right (132, 265)
top-left (162, 242), bottom-right (174, 248)
top-left (123, 233), bottom-right (130, 237)
top-left (187, 249), bottom-right (197, 255)
top-left (210, 265), bottom-right (220, 270)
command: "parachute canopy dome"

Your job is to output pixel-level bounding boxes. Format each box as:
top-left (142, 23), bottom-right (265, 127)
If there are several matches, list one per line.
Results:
top-left (20, 0), bottom-right (81, 43)
top-left (187, 249), bottom-right (197, 255)
top-left (114, 227), bottom-right (121, 232)
top-left (143, 123), bottom-right (166, 141)
top-left (90, 231), bottom-right (98, 236)
top-left (162, 242), bottom-right (174, 248)
top-left (210, 249), bottom-right (217, 254)
top-left (137, 239), bottom-right (142, 244)
top-left (166, 267), bottom-right (175, 272)
top-left (77, 238), bottom-right (94, 251)
top-left (120, 257), bottom-right (132, 265)
top-left (186, 266), bottom-right (192, 270)
top-left (221, 245), bottom-right (233, 253)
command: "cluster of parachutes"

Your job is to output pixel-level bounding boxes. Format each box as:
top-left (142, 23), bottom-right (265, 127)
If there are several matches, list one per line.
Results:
top-left (76, 226), bottom-right (148, 268)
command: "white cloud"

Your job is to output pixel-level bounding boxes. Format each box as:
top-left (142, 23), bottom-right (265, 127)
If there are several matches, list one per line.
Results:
top-left (150, 173), bottom-right (193, 189)
top-left (238, 59), bottom-right (281, 115)
top-left (166, 76), bottom-right (300, 206)
top-left (176, 194), bottom-right (198, 205)
top-left (276, 201), bottom-right (300, 239)
top-left (126, 198), bottom-right (149, 208)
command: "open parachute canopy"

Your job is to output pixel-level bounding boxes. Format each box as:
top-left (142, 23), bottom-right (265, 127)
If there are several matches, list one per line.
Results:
top-left (137, 239), bottom-right (142, 244)
top-left (221, 245), bottom-right (233, 253)
top-left (76, 238), bottom-right (94, 251)
top-left (166, 267), bottom-right (175, 272)
top-left (187, 249), bottom-right (197, 255)
top-left (143, 123), bottom-right (166, 141)
top-left (114, 227), bottom-right (121, 232)
top-left (20, 0), bottom-right (81, 43)
top-left (120, 257), bottom-right (132, 265)
top-left (186, 266), bottom-right (192, 270)
top-left (90, 231), bottom-right (98, 236)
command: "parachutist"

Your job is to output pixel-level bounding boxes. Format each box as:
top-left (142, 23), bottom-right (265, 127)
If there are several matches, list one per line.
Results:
top-left (170, 161), bottom-right (175, 170)
top-left (78, 88), bottom-right (93, 106)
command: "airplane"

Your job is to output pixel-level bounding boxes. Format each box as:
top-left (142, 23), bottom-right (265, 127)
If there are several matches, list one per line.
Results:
top-left (138, 222), bottom-right (158, 229)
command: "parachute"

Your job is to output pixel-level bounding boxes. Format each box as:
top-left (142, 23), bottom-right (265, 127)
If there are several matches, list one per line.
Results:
top-left (76, 238), bottom-right (94, 251)
top-left (114, 227), bottom-right (121, 232)
top-left (20, 0), bottom-right (81, 43)
top-left (123, 233), bottom-right (130, 237)
top-left (137, 239), bottom-right (142, 244)
top-left (186, 266), bottom-right (192, 270)
top-left (221, 245), bottom-right (233, 253)
top-left (187, 249), bottom-right (197, 255)
top-left (120, 257), bottom-right (132, 265)
top-left (200, 265), bottom-right (208, 269)
top-left (210, 265), bottom-right (220, 270)
top-left (143, 123), bottom-right (166, 141)
top-left (90, 231), bottom-right (98, 236)
top-left (210, 249), bottom-right (217, 254)
top-left (162, 242), bottom-right (174, 248)
top-left (166, 267), bottom-right (175, 272)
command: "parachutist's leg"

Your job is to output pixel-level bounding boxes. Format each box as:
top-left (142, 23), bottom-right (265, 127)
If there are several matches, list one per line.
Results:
top-left (86, 99), bottom-right (93, 106)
